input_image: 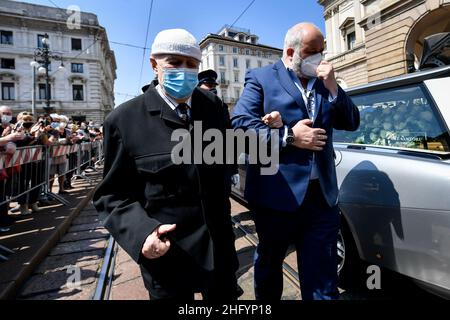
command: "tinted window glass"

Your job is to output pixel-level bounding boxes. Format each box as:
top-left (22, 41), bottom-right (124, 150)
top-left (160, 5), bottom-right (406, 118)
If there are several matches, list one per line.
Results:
top-left (334, 84), bottom-right (450, 152)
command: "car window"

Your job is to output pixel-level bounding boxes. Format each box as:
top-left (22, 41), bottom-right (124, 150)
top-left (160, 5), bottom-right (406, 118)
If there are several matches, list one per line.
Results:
top-left (334, 84), bottom-right (450, 152)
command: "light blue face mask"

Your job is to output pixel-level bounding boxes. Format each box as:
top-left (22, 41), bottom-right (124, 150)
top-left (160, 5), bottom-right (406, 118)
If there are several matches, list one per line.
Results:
top-left (51, 122), bottom-right (59, 129)
top-left (162, 68), bottom-right (199, 99)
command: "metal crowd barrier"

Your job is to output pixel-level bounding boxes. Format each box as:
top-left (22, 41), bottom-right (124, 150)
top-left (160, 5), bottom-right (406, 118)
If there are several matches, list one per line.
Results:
top-left (0, 140), bottom-right (104, 262)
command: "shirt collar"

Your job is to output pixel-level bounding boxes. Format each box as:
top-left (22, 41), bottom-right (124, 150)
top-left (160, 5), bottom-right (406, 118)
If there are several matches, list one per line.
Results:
top-left (282, 59), bottom-right (316, 90)
top-left (155, 84), bottom-right (192, 111)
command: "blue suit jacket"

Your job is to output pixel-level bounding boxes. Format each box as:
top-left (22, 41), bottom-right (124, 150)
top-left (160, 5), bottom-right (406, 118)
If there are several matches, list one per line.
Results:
top-left (231, 60), bottom-right (360, 212)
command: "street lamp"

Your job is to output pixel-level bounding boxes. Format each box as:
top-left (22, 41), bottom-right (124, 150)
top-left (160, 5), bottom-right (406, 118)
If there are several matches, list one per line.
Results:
top-left (30, 33), bottom-right (65, 115)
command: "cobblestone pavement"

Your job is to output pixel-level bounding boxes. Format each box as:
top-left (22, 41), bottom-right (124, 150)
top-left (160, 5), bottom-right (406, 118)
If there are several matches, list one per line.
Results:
top-left (10, 192), bottom-right (442, 300)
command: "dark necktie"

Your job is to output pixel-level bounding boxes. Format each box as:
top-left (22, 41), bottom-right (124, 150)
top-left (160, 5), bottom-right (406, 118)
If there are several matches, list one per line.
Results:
top-left (176, 103), bottom-right (191, 124)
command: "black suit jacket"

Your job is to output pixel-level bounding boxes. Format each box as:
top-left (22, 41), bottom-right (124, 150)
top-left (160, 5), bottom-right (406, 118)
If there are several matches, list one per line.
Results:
top-left (93, 87), bottom-right (238, 276)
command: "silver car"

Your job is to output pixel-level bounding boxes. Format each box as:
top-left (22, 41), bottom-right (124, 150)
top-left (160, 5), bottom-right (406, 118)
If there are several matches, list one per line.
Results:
top-left (334, 65), bottom-right (450, 298)
top-left (232, 65), bottom-right (450, 298)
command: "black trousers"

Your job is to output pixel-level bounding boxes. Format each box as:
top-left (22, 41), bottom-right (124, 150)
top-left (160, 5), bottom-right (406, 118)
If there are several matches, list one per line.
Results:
top-left (139, 243), bottom-right (238, 301)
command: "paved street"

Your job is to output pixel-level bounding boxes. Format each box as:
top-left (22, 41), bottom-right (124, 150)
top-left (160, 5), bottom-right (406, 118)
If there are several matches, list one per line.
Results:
top-left (0, 172), bottom-right (102, 300)
top-left (5, 185), bottom-right (441, 301)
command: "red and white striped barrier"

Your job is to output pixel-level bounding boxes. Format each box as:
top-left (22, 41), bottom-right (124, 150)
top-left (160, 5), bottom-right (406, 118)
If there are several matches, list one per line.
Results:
top-left (0, 146), bottom-right (44, 169)
top-left (50, 144), bottom-right (80, 158)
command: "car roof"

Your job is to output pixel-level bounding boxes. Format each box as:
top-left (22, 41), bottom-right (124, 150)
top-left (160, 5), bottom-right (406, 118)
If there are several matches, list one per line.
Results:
top-left (346, 65), bottom-right (450, 95)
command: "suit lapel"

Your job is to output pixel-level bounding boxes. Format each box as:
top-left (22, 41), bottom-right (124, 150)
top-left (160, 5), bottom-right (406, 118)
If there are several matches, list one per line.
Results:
top-left (274, 60), bottom-right (308, 114)
top-left (145, 86), bottom-right (187, 127)
top-left (190, 89), bottom-right (204, 123)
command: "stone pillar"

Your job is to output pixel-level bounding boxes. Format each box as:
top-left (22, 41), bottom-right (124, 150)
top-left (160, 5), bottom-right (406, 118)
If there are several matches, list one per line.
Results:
top-left (354, 0), bottom-right (364, 44)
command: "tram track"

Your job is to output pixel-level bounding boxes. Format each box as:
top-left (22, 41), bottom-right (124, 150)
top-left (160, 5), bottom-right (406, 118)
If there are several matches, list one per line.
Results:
top-left (230, 192), bottom-right (301, 292)
top-left (92, 235), bottom-right (117, 300)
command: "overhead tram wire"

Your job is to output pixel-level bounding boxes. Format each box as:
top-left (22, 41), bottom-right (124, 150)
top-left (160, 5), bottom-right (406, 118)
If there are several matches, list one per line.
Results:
top-left (229, 0), bottom-right (256, 30)
top-left (137, 0), bottom-right (154, 95)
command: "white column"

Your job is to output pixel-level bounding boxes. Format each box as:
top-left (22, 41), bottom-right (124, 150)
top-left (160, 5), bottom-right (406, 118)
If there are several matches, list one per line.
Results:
top-left (354, 0), bottom-right (363, 44)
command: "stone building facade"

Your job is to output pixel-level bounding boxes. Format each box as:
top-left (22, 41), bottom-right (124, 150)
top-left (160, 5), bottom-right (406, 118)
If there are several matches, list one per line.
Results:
top-left (199, 25), bottom-right (282, 111)
top-left (0, 0), bottom-right (116, 122)
top-left (319, 0), bottom-right (450, 88)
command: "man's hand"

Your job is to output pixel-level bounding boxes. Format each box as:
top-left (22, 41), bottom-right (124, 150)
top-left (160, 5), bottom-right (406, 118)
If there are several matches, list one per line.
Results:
top-left (291, 119), bottom-right (327, 151)
top-left (141, 224), bottom-right (176, 260)
top-left (316, 60), bottom-right (338, 98)
top-left (262, 111), bottom-right (283, 128)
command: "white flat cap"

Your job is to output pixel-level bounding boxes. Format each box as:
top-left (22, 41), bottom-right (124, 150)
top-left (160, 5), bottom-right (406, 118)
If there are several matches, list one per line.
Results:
top-left (151, 28), bottom-right (201, 61)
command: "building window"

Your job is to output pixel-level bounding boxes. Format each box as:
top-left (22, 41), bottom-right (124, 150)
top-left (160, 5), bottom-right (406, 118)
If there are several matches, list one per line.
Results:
top-left (257, 51), bottom-right (261, 57)
top-left (37, 34), bottom-right (46, 48)
top-left (38, 83), bottom-right (51, 100)
top-left (0, 58), bottom-right (15, 69)
top-left (235, 88), bottom-right (240, 99)
top-left (258, 60), bottom-right (262, 68)
top-left (245, 49), bottom-right (250, 55)
top-left (246, 59), bottom-right (251, 69)
top-left (71, 38), bottom-right (82, 51)
top-left (232, 47), bottom-right (238, 54)
top-left (1, 83), bottom-right (15, 100)
top-left (0, 31), bottom-right (13, 45)
top-left (71, 63), bottom-right (84, 73)
top-left (218, 44), bottom-right (224, 52)
top-left (220, 71), bottom-right (226, 84)
top-left (347, 32), bottom-right (356, 50)
top-left (219, 56), bottom-right (225, 66)
top-left (234, 71), bottom-right (239, 83)
top-left (73, 84), bottom-right (84, 101)
top-left (233, 57), bottom-right (238, 68)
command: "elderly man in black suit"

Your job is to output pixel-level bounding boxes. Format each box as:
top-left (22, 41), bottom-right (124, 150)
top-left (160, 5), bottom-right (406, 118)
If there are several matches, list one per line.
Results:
top-left (93, 28), bottom-right (239, 300)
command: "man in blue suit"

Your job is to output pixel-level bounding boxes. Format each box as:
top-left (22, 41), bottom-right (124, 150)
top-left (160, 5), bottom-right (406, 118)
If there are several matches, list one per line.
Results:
top-left (231, 23), bottom-right (360, 300)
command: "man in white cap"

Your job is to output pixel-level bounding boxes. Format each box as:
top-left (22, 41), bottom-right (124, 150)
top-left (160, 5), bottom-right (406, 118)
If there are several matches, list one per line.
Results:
top-left (94, 29), bottom-right (239, 300)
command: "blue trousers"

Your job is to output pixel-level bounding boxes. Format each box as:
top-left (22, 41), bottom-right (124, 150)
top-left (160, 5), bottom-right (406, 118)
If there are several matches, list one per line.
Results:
top-left (252, 180), bottom-right (340, 301)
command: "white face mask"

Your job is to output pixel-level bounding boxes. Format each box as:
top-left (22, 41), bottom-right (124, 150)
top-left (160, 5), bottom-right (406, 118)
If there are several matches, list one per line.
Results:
top-left (301, 53), bottom-right (322, 78)
top-left (293, 52), bottom-right (322, 79)
top-left (1, 115), bottom-right (12, 124)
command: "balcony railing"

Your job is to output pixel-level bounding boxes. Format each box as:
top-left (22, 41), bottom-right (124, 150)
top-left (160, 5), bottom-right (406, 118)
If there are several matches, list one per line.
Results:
top-left (327, 43), bottom-right (366, 65)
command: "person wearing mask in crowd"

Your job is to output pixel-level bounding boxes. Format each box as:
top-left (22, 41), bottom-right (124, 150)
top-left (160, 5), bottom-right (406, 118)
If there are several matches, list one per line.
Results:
top-left (94, 28), bottom-right (239, 300)
top-left (55, 115), bottom-right (75, 191)
top-left (47, 114), bottom-right (69, 195)
top-left (0, 106), bottom-right (25, 229)
top-left (231, 22), bottom-right (360, 301)
top-left (10, 112), bottom-right (39, 215)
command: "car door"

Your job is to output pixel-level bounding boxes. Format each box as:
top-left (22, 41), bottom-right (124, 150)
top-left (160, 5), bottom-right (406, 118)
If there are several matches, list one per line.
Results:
top-left (334, 79), bottom-right (450, 292)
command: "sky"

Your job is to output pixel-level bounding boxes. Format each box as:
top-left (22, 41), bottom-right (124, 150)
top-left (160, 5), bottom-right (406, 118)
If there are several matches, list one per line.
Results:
top-left (19, 0), bottom-right (326, 106)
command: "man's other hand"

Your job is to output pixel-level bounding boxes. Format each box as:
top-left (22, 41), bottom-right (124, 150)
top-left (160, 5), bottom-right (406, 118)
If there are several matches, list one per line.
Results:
top-left (316, 60), bottom-right (338, 98)
top-left (262, 111), bottom-right (283, 128)
top-left (141, 224), bottom-right (176, 259)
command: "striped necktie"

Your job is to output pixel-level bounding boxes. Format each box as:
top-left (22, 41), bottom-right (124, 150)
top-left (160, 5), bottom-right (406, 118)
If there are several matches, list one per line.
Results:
top-left (176, 103), bottom-right (191, 123)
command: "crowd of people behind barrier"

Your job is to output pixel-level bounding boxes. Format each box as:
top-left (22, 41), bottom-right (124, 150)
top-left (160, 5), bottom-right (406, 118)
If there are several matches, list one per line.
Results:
top-left (0, 105), bottom-right (103, 232)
